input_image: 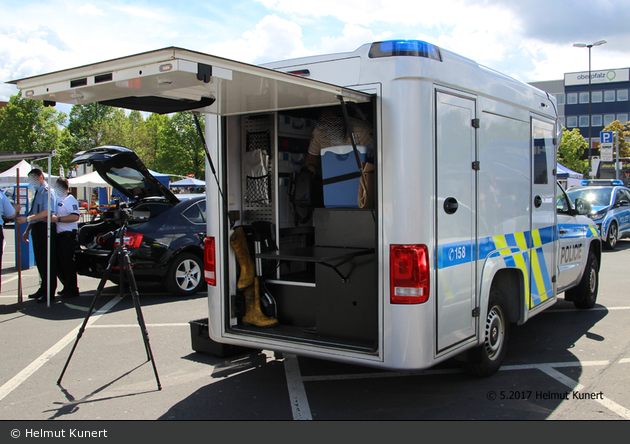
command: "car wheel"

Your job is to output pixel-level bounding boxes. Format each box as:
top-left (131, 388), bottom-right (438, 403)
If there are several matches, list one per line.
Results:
top-left (606, 221), bottom-right (618, 250)
top-left (463, 288), bottom-right (509, 377)
top-left (166, 252), bottom-right (204, 296)
top-left (567, 251), bottom-right (599, 310)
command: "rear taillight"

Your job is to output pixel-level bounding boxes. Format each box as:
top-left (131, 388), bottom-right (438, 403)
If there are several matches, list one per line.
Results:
top-left (390, 244), bottom-right (430, 304)
top-left (114, 232), bottom-right (143, 248)
top-left (204, 237), bottom-right (216, 286)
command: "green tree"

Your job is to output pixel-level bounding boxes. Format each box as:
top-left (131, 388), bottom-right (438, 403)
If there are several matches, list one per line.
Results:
top-left (136, 113), bottom-right (170, 170)
top-left (601, 120), bottom-right (630, 158)
top-left (0, 93), bottom-right (67, 172)
top-left (67, 103), bottom-right (116, 152)
top-left (558, 128), bottom-right (589, 175)
top-left (155, 112), bottom-right (205, 178)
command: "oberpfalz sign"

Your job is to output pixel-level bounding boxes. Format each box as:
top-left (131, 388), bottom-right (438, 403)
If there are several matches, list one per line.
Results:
top-left (565, 68), bottom-right (630, 86)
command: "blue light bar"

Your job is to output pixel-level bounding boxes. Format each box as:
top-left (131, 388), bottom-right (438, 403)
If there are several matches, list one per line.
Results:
top-left (580, 179), bottom-right (624, 186)
top-left (368, 40), bottom-right (442, 61)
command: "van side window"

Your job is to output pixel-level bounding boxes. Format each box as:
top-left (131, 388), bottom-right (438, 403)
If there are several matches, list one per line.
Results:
top-left (532, 120), bottom-right (553, 185)
top-left (533, 139), bottom-right (548, 184)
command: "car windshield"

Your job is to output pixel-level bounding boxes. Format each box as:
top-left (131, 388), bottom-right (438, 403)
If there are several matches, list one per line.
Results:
top-left (566, 187), bottom-right (612, 207)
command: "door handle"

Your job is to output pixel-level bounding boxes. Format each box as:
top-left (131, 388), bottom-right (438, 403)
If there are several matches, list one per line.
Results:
top-left (444, 197), bottom-right (459, 214)
top-left (534, 195), bottom-right (542, 208)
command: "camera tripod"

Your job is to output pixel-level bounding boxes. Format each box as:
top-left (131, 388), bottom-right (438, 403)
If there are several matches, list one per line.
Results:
top-left (57, 222), bottom-right (162, 391)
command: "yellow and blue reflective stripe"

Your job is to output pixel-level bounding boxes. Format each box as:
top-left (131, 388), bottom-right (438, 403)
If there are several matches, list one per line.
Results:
top-left (436, 224), bottom-right (597, 310)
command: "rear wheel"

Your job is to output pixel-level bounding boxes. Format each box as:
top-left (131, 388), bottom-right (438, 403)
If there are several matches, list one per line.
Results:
top-left (566, 251), bottom-right (599, 309)
top-left (166, 252), bottom-right (204, 296)
top-left (463, 288), bottom-right (509, 377)
top-left (606, 221), bottom-right (618, 249)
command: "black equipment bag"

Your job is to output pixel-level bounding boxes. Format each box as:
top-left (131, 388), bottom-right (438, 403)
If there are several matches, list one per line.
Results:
top-left (289, 167), bottom-right (323, 225)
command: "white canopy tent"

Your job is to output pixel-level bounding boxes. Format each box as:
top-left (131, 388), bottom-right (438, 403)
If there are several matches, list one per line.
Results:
top-left (0, 160), bottom-right (33, 186)
top-left (0, 159), bottom-right (59, 186)
top-left (68, 171), bottom-right (109, 187)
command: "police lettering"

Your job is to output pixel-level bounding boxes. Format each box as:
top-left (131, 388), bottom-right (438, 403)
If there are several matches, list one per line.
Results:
top-left (560, 243), bottom-right (583, 264)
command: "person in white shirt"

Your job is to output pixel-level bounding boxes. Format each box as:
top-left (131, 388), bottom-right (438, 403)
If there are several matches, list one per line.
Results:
top-left (51, 177), bottom-right (81, 298)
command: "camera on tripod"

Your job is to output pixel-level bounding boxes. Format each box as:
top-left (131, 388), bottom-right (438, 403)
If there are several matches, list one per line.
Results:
top-left (110, 198), bottom-right (149, 224)
top-left (111, 198), bottom-right (133, 224)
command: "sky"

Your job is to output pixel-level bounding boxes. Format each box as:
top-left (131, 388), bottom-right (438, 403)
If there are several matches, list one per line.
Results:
top-left (1, 0), bottom-right (629, 104)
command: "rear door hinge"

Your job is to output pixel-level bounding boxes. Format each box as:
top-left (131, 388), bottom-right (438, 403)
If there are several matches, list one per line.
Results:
top-left (472, 307), bottom-right (480, 317)
top-left (197, 63), bottom-right (213, 83)
top-left (472, 161), bottom-right (480, 171)
top-left (472, 118), bottom-right (480, 129)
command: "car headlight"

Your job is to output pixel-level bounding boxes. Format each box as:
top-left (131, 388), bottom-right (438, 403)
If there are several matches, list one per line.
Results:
top-left (590, 211), bottom-right (606, 221)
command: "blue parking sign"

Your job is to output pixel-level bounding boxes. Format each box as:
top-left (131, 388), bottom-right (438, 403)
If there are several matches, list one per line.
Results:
top-left (601, 131), bottom-right (613, 143)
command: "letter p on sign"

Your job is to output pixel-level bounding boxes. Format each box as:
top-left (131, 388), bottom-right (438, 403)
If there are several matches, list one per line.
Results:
top-left (601, 131), bottom-right (613, 144)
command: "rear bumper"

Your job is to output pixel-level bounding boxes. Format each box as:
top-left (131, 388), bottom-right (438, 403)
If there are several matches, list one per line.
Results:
top-left (75, 248), bottom-right (167, 281)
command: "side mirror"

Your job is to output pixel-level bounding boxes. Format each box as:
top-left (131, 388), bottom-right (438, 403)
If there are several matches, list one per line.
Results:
top-left (574, 198), bottom-right (592, 216)
top-left (619, 200), bottom-right (630, 207)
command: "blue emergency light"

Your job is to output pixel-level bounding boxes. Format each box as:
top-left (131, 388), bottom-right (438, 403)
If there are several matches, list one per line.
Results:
top-left (369, 40), bottom-right (442, 61)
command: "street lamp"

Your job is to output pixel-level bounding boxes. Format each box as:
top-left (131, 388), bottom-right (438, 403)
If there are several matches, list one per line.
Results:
top-left (573, 40), bottom-right (607, 177)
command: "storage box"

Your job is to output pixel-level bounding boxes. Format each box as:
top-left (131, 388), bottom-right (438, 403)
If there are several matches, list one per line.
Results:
top-left (189, 319), bottom-right (251, 358)
top-left (320, 145), bottom-right (373, 208)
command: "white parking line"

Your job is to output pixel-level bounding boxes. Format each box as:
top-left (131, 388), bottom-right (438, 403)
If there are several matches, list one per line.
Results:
top-left (537, 364), bottom-right (630, 420)
top-left (0, 295), bottom-right (124, 403)
top-left (283, 353), bottom-right (312, 420)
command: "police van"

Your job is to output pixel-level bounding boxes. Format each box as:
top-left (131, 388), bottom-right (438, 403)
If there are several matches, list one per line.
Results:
top-left (9, 40), bottom-right (601, 376)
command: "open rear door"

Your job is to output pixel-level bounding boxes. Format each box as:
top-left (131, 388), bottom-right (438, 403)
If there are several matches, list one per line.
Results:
top-left (8, 47), bottom-right (371, 115)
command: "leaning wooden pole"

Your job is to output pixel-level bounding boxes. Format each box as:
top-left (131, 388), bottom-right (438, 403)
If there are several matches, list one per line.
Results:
top-left (16, 169), bottom-right (23, 307)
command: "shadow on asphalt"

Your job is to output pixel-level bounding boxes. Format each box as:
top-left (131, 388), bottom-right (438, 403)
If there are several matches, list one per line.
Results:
top-left (0, 283), bottom-right (207, 321)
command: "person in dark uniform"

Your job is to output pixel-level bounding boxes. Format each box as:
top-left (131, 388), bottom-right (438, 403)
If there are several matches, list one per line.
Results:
top-left (16, 169), bottom-right (57, 303)
top-left (51, 178), bottom-right (80, 298)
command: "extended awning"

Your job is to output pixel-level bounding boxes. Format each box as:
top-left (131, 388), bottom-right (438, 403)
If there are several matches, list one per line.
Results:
top-left (8, 47), bottom-right (371, 115)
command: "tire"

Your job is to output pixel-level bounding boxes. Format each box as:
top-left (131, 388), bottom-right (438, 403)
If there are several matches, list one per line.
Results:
top-left (463, 288), bottom-right (510, 377)
top-left (166, 252), bottom-right (204, 296)
top-left (567, 251), bottom-right (599, 310)
top-left (605, 221), bottom-right (618, 250)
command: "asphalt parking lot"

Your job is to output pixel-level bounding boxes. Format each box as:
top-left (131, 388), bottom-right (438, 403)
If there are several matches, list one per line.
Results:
top-left (2, 224), bottom-right (630, 427)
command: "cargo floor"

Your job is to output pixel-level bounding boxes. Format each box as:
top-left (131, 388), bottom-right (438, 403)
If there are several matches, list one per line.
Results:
top-left (231, 323), bottom-right (377, 354)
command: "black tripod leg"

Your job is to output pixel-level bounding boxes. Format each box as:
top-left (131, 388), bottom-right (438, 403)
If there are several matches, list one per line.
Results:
top-left (122, 249), bottom-right (162, 391)
top-left (57, 249), bottom-right (120, 386)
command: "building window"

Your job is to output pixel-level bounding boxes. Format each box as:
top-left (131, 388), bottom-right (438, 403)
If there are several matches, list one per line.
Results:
top-left (618, 114), bottom-right (628, 124)
top-left (617, 89), bottom-right (628, 101)
top-left (579, 92), bottom-right (589, 104)
top-left (567, 116), bottom-right (577, 127)
top-left (579, 116), bottom-right (590, 127)
top-left (556, 93), bottom-right (565, 105)
top-left (567, 93), bottom-right (578, 105)
top-left (604, 90), bottom-right (616, 102)
top-left (592, 91), bottom-right (602, 103)
top-left (604, 114), bottom-right (616, 126)
top-left (592, 115), bottom-right (602, 127)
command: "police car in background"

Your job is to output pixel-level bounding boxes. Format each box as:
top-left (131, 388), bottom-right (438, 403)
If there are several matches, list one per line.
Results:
top-left (565, 180), bottom-right (630, 250)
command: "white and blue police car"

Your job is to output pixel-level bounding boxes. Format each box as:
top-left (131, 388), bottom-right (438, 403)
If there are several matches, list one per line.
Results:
top-left (566, 180), bottom-right (630, 249)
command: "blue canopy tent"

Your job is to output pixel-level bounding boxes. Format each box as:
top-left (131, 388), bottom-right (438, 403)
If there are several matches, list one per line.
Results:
top-left (169, 177), bottom-right (206, 193)
top-left (557, 163), bottom-right (583, 188)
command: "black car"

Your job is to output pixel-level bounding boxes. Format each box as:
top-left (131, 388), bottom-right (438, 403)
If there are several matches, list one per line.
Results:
top-left (73, 146), bottom-right (206, 296)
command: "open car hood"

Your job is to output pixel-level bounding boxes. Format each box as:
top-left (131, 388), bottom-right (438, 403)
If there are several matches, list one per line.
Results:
top-left (72, 146), bottom-right (179, 205)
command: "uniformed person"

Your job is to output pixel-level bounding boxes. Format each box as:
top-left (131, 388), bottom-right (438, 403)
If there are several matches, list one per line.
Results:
top-left (0, 190), bottom-right (20, 295)
top-left (16, 169), bottom-right (57, 303)
top-left (51, 177), bottom-right (80, 298)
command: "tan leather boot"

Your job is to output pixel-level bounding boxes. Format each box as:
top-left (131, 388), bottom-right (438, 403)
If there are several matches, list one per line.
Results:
top-left (230, 226), bottom-right (255, 290)
top-left (242, 278), bottom-right (278, 328)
